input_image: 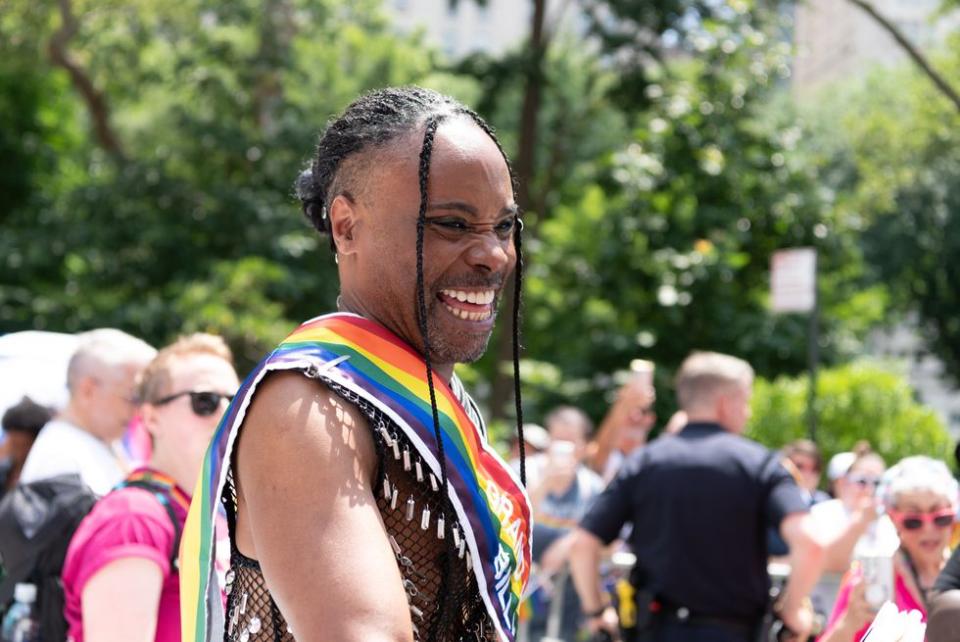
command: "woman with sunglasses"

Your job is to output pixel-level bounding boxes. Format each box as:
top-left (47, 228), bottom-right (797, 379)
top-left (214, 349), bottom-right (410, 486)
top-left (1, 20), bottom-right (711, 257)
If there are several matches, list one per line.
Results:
top-left (62, 334), bottom-right (238, 642)
top-left (818, 456), bottom-right (959, 642)
top-left (808, 448), bottom-right (897, 620)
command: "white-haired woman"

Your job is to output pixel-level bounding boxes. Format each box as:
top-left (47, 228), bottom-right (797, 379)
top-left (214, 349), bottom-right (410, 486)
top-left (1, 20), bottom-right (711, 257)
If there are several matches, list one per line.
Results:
top-left (819, 456), bottom-right (959, 641)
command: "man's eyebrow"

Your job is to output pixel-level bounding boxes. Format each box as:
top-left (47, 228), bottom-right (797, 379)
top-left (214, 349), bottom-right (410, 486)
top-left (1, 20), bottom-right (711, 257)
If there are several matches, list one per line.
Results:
top-left (427, 201), bottom-right (520, 217)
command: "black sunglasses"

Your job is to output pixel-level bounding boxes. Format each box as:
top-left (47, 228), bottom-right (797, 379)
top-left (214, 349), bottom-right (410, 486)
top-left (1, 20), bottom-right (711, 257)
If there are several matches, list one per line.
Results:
top-left (154, 391), bottom-right (233, 416)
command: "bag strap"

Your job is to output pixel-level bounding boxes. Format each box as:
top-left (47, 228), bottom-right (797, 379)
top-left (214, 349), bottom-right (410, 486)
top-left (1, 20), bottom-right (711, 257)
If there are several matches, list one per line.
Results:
top-left (115, 479), bottom-right (183, 572)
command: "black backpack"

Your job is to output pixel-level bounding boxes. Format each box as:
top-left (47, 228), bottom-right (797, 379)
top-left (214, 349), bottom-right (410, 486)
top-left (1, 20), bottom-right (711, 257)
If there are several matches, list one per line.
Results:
top-left (0, 474), bottom-right (181, 641)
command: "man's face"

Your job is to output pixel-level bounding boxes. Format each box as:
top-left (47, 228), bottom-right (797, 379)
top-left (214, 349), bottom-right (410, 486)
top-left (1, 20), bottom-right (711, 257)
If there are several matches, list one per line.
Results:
top-left (341, 118), bottom-right (517, 370)
top-left (89, 364), bottom-right (142, 441)
top-left (144, 353), bottom-right (238, 467)
top-left (718, 379), bottom-right (753, 434)
top-left (788, 453), bottom-right (821, 493)
top-left (547, 416), bottom-right (589, 461)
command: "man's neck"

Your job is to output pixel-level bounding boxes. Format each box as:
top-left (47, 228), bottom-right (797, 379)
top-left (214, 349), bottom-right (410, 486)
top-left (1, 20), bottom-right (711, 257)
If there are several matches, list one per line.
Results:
top-left (58, 406), bottom-right (106, 443)
top-left (149, 449), bottom-right (195, 494)
top-left (336, 295), bottom-right (454, 381)
top-left (683, 414), bottom-right (725, 428)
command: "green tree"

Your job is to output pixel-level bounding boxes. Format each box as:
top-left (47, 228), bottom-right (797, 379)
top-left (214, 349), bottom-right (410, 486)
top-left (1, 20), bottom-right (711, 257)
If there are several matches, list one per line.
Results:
top-left (800, 37), bottom-right (960, 386)
top-left (0, 0), bottom-right (445, 369)
top-left (747, 361), bottom-right (953, 470)
top-left (511, 9), bottom-right (879, 422)
top-left (455, 0), bottom-right (803, 421)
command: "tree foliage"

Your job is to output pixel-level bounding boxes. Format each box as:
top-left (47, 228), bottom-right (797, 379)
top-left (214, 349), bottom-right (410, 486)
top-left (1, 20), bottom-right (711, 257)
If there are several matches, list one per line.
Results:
top-left (0, 0), bottom-right (927, 439)
top-left (510, 8), bottom-right (880, 421)
top-left (747, 361), bottom-right (953, 469)
top-left (0, 0), bottom-right (443, 368)
top-left (800, 36), bottom-right (960, 387)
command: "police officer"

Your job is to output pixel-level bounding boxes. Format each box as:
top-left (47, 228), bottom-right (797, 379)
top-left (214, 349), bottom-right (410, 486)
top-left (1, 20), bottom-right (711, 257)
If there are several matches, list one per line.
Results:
top-left (570, 351), bottom-right (825, 642)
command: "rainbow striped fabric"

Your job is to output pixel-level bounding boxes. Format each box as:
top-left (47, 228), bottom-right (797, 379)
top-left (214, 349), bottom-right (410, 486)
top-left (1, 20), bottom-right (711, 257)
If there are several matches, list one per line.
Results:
top-left (181, 313), bottom-right (532, 642)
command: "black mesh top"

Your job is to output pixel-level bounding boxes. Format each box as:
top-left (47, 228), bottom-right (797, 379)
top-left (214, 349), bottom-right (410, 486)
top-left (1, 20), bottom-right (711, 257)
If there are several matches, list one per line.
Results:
top-left (220, 374), bottom-right (498, 642)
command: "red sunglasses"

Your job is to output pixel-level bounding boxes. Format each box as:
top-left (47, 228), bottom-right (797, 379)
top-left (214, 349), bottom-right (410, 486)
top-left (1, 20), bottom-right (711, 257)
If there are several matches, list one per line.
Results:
top-left (888, 507), bottom-right (956, 531)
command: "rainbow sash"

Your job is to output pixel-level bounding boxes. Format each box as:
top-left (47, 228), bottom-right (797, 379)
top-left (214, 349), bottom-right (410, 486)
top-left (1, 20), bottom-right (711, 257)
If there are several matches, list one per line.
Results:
top-left (181, 313), bottom-right (532, 641)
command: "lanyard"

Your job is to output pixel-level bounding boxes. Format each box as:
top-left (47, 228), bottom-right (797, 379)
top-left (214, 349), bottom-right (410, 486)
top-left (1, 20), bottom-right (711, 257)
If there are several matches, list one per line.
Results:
top-left (124, 468), bottom-right (191, 514)
top-left (900, 548), bottom-right (930, 609)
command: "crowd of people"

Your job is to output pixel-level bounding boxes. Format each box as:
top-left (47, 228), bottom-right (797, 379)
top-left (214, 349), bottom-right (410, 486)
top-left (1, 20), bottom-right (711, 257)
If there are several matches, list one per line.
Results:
top-left (2, 85), bottom-right (960, 642)
top-left (7, 327), bottom-right (960, 642)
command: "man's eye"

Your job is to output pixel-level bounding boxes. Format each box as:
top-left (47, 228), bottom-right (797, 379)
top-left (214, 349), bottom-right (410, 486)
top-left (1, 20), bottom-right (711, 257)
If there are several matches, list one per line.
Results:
top-left (494, 219), bottom-right (516, 237)
top-left (429, 219), bottom-right (469, 232)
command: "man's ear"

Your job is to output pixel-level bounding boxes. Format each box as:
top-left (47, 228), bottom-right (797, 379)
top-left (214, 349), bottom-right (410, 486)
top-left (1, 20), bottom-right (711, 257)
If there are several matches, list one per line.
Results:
top-left (712, 392), bottom-right (729, 426)
top-left (140, 403), bottom-right (159, 438)
top-left (76, 375), bottom-right (98, 403)
top-left (329, 193), bottom-right (361, 256)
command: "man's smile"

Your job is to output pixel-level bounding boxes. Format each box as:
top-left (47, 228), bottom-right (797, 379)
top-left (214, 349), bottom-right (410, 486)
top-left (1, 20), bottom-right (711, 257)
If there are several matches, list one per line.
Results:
top-left (437, 288), bottom-right (497, 322)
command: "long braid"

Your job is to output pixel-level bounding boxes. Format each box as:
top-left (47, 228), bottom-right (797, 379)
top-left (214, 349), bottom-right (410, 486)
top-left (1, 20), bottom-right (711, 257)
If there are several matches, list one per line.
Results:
top-left (296, 89), bottom-right (528, 637)
top-left (458, 109), bottom-right (527, 486)
top-left (413, 114), bottom-right (453, 639)
top-left (511, 221), bottom-right (525, 486)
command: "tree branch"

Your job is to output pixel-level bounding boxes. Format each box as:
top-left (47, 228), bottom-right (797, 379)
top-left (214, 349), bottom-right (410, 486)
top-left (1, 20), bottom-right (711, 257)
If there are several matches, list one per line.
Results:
top-left (846, 0), bottom-right (960, 114)
top-left (47, 0), bottom-right (126, 159)
top-left (489, 0), bottom-right (549, 422)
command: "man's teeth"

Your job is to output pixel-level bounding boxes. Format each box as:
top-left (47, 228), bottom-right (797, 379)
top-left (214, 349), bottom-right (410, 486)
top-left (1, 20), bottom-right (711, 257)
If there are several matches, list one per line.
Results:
top-left (443, 305), bottom-right (492, 321)
top-left (441, 289), bottom-right (495, 305)
top-left (439, 289), bottom-right (495, 321)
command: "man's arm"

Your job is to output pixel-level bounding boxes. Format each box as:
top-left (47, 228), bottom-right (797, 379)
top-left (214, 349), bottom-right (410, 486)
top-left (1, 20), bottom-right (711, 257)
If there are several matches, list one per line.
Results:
top-left (235, 371), bottom-right (414, 642)
top-left (569, 529), bottom-right (619, 636)
top-left (82, 558), bottom-right (163, 642)
top-left (778, 512), bottom-right (826, 637)
top-left (587, 379), bottom-right (654, 475)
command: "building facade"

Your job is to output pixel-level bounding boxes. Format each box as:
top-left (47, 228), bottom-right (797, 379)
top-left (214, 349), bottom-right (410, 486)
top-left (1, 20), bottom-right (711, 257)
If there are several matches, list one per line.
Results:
top-left (384, 0), bottom-right (534, 59)
top-left (793, 0), bottom-right (958, 95)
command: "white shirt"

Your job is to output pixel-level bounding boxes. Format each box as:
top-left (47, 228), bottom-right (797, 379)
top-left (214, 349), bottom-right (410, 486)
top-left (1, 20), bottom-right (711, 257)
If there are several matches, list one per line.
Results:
top-left (808, 498), bottom-right (900, 616)
top-left (20, 419), bottom-right (126, 495)
top-left (811, 498), bottom-right (900, 555)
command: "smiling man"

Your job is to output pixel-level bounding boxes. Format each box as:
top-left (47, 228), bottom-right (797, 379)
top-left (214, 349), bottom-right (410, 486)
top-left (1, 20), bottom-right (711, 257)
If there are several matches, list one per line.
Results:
top-left (182, 87), bottom-right (532, 642)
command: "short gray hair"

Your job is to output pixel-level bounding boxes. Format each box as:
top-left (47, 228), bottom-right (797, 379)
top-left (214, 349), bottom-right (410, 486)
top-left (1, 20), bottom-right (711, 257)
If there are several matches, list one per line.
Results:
top-left (66, 328), bottom-right (157, 391)
top-left (675, 351), bottom-right (754, 411)
top-left (880, 456), bottom-right (959, 510)
top-left (544, 405), bottom-right (594, 438)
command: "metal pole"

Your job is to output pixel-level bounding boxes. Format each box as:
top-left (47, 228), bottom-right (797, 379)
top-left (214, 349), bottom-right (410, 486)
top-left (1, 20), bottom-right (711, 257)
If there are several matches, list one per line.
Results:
top-left (807, 251), bottom-right (819, 443)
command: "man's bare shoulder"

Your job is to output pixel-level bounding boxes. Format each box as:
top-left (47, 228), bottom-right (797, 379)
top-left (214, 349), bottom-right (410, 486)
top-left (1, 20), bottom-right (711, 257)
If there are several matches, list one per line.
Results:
top-left (246, 369), bottom-right (356, 424)
top-left (232, 372), bottom-right (413, 639)
top-left (237, 369), bottom-right (376, 489)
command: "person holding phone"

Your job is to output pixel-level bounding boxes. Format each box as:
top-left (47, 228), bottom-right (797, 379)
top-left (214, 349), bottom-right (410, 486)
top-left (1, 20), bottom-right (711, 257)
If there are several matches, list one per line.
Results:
top-left (808, 447), bottom-right (896, 621)
top-left (523, 406), bottom-right (605, 641)
top-left (819, 456), bottom-right (958, 642)
top-left (589, 360), bottom-right (658, 481)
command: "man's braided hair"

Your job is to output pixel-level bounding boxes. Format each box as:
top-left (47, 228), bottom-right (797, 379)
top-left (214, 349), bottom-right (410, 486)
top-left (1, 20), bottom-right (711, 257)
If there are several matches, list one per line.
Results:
top-left (295, 87), bottom-right (526, 628)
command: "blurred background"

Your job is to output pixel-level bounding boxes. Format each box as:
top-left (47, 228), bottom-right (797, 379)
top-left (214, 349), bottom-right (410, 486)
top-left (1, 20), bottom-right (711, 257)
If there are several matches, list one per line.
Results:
top-left (2, 0), bottom-right (959, 465)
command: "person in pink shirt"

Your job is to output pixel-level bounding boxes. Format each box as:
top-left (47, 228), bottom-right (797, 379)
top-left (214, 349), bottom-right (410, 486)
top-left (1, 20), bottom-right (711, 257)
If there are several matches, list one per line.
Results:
top-left (62, 333), bottom-right (238, 642)
top-left (818, 456), bottom-right (958, 642)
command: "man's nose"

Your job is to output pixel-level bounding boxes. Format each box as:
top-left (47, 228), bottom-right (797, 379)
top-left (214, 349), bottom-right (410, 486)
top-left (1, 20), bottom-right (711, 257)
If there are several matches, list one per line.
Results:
top-left (464, 233), bottom-right (512, 272)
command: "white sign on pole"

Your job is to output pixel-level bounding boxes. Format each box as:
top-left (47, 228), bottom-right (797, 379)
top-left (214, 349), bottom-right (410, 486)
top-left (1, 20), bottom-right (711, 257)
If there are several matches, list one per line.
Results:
top-left (770, 247), bottom-right (817, 313)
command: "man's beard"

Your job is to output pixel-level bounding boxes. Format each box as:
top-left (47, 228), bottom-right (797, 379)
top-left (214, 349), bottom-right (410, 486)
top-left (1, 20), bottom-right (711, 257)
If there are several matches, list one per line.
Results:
top-left (421, 284), bottom-right (503, 364)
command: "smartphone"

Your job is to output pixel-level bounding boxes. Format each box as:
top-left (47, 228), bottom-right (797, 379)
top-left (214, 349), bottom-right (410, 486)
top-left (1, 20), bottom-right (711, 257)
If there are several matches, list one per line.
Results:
top-left (630, 359), bottom-right (655, 387)
top-left (548, 440), bottom-right (576, 466)
top-left (857, 552), bottom-right (894, 609)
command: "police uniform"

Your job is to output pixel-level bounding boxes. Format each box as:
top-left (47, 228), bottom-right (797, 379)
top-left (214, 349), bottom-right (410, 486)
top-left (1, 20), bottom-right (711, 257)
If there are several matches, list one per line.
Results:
top-left (580, 422), bottom-right (809, 642)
